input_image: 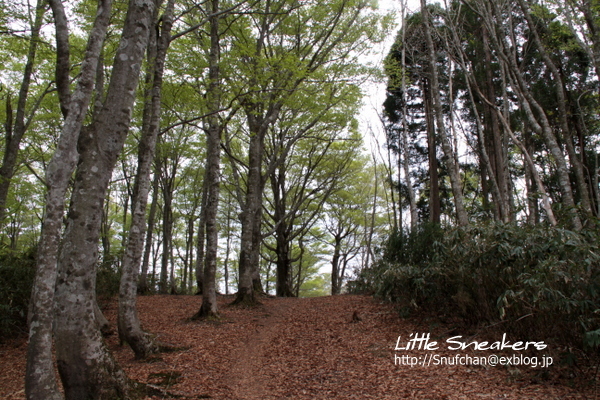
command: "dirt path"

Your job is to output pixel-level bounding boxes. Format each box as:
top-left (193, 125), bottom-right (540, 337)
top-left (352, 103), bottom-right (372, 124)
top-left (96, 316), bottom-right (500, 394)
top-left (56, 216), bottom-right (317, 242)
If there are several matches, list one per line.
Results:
top-left (228, 297), bottom-right (295, 399)
top-left (0, 294), bottom-right (595, 399)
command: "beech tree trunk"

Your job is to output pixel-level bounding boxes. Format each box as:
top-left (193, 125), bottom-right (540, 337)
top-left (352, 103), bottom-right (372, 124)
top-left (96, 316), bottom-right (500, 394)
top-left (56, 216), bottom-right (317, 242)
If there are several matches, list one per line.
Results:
top-left (140, 163), bottom-right (160, 293)
top-left (235, 124), bottom-right (263, 305)
top-left (118, 0), bottom-right (174, 359)
top-left (331, 234), bottom-right (343, 295)
top-left (194, 0), bottom-right (222, 319)
top-left (53, 0), bottom-right (155, 397)
top-left (26, 1), bottom-right (112, 398)
top-left (194, 170), bottom-right (207, 295)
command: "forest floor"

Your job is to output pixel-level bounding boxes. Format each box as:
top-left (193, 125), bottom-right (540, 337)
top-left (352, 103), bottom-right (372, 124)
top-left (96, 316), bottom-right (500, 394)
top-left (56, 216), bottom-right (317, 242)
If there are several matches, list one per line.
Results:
top-left (1, 294), bottom-right (598, 399)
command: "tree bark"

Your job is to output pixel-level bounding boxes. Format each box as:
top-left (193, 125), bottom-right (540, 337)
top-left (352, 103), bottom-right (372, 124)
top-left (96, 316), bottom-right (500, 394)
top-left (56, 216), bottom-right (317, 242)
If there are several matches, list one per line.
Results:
top-left (194, 170), bottom-right (207, 295)
top-left (118, 0), bottom-right (174, 359)
top-left (53, 0), bottom-right (156, 397)
top-left (26, 1), bottom-right (112, 398)
top-left (421, 0), bottom-right (469, 226)
top-left (194, 0), bottom-right (222, 319)
top-left (400, 3), bottom-right (418, 230)
top-left (422, 80), bottom-right (441, 224)
top-left (331, 233), bottom-right (343, 295)
top-left (482, 26), bottom-right (511, 221)
top-left (140, 162), bottom-right (160, 293)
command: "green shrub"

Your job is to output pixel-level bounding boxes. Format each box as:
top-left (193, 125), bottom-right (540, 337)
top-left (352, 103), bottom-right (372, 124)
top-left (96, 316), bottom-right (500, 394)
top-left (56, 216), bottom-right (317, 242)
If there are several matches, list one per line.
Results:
top-left (0, 248), bottom-right (36, 340)
top-left (356, 221), bottom-right (600, 352)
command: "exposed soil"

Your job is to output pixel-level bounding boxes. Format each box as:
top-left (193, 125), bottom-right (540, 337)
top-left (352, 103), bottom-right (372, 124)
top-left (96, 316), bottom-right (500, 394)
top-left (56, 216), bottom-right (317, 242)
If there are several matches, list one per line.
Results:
top-left (0, 294), bottom-right (597, 399)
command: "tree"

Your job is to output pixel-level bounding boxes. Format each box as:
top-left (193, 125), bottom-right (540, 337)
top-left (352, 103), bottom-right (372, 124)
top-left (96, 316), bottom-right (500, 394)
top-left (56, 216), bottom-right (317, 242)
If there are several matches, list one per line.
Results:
top-left (421, 0), bottom-right (468, 226)
top-left (0, 0), bottom-right (46, 225)
top-left (266, 123), bottom-right (362, 297)
top-left (26, 0), bottom-right (113, 397)
top-left (118, 0), bottom-right (175, 359)
top-left (52, 0), bottom-right (157, 396)
top-left (325, 158), bottom-right (372, 295)
top-left (194, 0), bottom-right (223, 319)
top-left (230, 0), bottom-right (391, 304)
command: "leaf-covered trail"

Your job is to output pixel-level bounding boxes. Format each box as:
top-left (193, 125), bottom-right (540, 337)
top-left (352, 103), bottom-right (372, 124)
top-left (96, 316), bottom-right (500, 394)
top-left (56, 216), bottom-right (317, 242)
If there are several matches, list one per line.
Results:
top-left (0, 294), bottom-right (594, 399)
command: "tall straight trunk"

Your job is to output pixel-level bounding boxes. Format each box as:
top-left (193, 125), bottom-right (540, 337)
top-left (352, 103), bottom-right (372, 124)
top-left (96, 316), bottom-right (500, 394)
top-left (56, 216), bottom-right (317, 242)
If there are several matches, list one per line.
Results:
top-left (118, 0), bottom-right (174, 359)
top-left (194, 176), bottom-right (207, 295)
top-left (194, 0), bottom-right (222, 319)
top-left (26, 1), bottom-right (112, 399)
top-left (53, 0), bottom-right (155, 397)
top-left (182, 215), bottom-right (195, 293)
top-left (271, 166), bottom-right (293, 297)
top-left (234, 116), bottom-right (265, 305)
top-left (223, 194), bottom-right (233, 295)
top-left (482, 26), bottom-right (511, 221)
top-left (422, 80), bottom-right (441, 224)
top-left (233, 0), bottom-right (281, 305)
top-left (331, 234), bottom-right (342, 295)
top-left (421, 0), bottom-right (468, 226)
top-left (524, 130), bottom-right (539, 224)
top-left (0, 1), bottom-right (45, 225)
top-left (140, 163), bottom-right (160, 293)
top-left (160, 188), bottom-right (173, 294)
top-left (400, 1), bottom-right (418, 230)
top-left (384, 135), bottom-right (398, 230)
top-left (251, 202), bottom-right (266, 294)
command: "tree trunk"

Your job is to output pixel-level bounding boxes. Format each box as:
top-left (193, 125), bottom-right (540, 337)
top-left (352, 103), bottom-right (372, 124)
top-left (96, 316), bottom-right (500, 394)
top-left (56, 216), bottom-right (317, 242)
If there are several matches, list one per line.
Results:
top-left (194, 0), bottom-right (221, 319)
top-left (26, 1), bottom-right (112, 398)
top-left (422, 80), bottom-right (441, 224)
top-left (482, 26), bottom-right (511, 222)
top-left (53, 0), bottom-right (155, 397)
top-left (331, 234), bottom-right (342, 295)
top-left (140, 163), bottom-right (160, 294)
top-left (517, 0), bottom-right (593, 220)
top-left (194, 173), bottom-right (207, 295)
top-left (400, 3), bottom-right (418, 230)
top-left (486, 0), bottom-right (579, 228)
top-left (421, 0), bottom-right (468, 226)
top-left (251, 203), bottom-right (266, 295)
top-left (0, 1), bottom-right (45, 225)
top-left (160, 184), bottom-right (173, 294)
top-left (234, 116), bottom-right (265, 306)
top-left (275, 222), bottom-right (294, 297)
top-left (118, 0), bottom-right (174, 359)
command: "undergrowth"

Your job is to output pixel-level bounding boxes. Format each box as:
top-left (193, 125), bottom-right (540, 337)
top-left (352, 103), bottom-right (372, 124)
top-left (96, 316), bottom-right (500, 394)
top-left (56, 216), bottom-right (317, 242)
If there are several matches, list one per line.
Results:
top-left (354, 221), bottom-right (600, 363)
top-left (0, 247), bottom-right (36, 340)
